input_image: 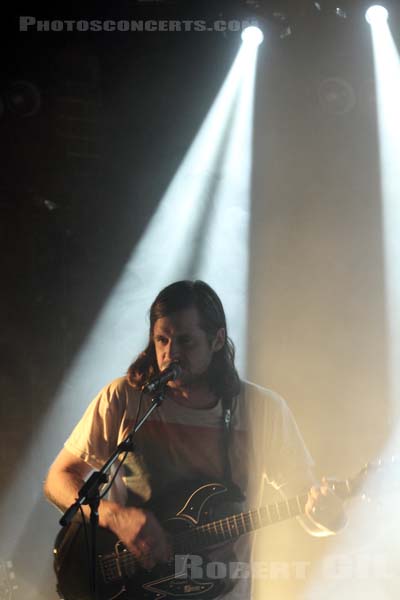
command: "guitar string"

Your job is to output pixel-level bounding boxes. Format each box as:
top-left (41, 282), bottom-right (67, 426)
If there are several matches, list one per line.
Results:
top-left (98, 477), bottom-right (355, 576)
top-left (98, 496), bottom-right (310, 576)
top-left (97, 479), bottom-right (355, 577)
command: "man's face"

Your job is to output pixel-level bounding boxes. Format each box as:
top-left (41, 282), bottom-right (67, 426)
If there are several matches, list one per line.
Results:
top-left (152, 306), bottom-right (224, 387)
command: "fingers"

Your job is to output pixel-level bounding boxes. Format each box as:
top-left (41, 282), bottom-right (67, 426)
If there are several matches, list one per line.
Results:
top-left (128, 535), bottom-right (166, 570)
top-left (309, 477), bottom-right (331, 500)
top-left (131, 537), bottom-right (157, 570)
top-left (321, 476), bottom-right (330, 495)
top-left (134, 517), bottom-right (172, 569)
top-left (305, 488), bottom-right (318, 518)
top-left (143, 512), bottom-right (172, 562)
top-left (109, 506), bottom-right (170, 570)
top-left (305, 478), bottom-right (347, 533)
top-left (305, 479), bottom-right (332, 517)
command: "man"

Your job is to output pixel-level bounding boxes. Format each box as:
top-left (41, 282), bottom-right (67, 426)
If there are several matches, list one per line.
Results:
top-left (44, 280), bottom-right (345, 598)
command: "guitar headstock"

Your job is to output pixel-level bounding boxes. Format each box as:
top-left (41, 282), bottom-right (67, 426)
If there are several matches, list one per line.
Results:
top-left (328, 456), bottom-right (399, 500)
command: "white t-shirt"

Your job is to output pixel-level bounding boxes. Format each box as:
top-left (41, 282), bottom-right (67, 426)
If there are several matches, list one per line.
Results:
top-left (65, 377), bottom-right (315, 598)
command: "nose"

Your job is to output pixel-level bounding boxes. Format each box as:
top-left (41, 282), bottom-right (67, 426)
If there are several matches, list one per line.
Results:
top-left (166, 339), bottom-right (180, 364)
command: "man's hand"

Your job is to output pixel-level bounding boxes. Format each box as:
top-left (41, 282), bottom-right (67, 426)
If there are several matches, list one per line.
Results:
top-left (305, 477), bottom-right (347, 534)
top-left (102, 503), bottom-right (171, 570)
top-left (44, 449), bottom-right (171, 570)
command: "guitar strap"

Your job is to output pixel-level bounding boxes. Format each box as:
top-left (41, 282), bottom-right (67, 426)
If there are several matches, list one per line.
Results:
top-left (222, 393), bottom-right (246, 502)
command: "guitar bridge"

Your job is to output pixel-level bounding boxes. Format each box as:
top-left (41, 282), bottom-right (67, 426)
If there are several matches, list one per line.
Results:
top-left (99, 552), bottom-right (123, 583)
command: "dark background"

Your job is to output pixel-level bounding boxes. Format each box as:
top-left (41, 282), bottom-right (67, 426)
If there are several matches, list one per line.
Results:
top-left (1, 1), bottom-right (398, 598)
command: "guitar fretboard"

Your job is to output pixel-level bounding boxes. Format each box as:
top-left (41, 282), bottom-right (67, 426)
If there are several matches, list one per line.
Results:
top-left (172, 493), bottom-right (309, 554)
top-left (99, 477), bottom-right (354, 582)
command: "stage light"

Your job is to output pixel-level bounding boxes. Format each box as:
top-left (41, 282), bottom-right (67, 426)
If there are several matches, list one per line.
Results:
top-left (241, 25), bottom-right (264, 47)
top-left (4, 80), bottom-right (41, 117)
top-left (365, 5), bottom-right (389, 25)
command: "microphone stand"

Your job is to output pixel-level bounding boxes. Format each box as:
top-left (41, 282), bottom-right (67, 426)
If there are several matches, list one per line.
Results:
top-left (59, 388), bottom-right (166, 599)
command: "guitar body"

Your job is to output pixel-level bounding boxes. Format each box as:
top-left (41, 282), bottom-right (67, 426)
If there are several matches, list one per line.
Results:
top-left (54, 466), bottom-right (368, 600)
top-left (54, 481), bottom-right (242, 600)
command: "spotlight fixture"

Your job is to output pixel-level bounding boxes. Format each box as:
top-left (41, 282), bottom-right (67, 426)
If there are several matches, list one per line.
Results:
top-left (4, 80), bottom-right (41, 117)
top-left (335, 7), bottom-right (347, 18)
top-left (280, 25), bottom-right (292, 39)
top-left (365, 5), bottom-right (389, 25)
top-left (318, 77), bottom-right (356, 115)
top-left (241, 25), bottom-right (264, 46)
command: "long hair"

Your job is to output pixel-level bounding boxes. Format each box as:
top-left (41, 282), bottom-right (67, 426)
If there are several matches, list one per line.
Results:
top-left (127, 280), bottom-right (241, 399)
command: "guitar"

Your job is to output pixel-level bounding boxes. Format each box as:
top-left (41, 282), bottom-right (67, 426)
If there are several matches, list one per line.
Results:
top-left (53, 464), bottom-right (373, 600)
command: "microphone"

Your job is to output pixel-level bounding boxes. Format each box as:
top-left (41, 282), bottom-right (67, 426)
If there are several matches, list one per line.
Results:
top-left (142, 362), bottom-right (182, 393)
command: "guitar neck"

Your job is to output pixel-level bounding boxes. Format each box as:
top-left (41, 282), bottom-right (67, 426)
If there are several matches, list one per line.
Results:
top-left (174, 478), bottom-right (354, 554)
top-left (173, 494), bottom-right (307, 553)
